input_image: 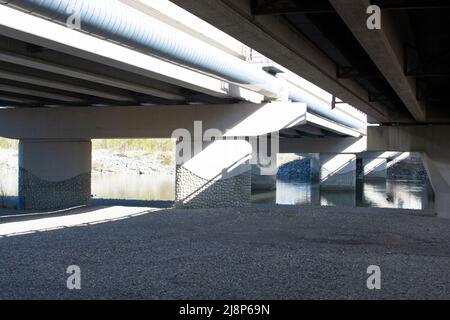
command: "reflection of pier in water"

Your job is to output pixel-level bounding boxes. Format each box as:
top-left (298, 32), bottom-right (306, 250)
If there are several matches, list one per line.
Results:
top-left (2, 170), bottom-right (434, 210)
top-left (256, 179), bottom-right (433, 210)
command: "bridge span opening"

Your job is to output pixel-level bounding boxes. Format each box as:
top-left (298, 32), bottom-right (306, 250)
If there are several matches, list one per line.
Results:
top-left (0, 0), bottom-right (450, 302)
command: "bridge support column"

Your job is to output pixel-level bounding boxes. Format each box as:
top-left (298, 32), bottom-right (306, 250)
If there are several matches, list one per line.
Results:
top-left (251, 165), bottom-right (276, 192)
top-left (310, 154), bottom-right (321, 184)
top-left (421, 154), bottom-right (450, 219)
top-left (175, 139), bottom-right (252, 209)
top-left (361, 157), bottom-right (387, 180)
top-left (251, 136), bottom-right (278, 192)
top-left (319, 153), bottom-right (356, 190)
top-left (18, 140), bottom-right (91, 210)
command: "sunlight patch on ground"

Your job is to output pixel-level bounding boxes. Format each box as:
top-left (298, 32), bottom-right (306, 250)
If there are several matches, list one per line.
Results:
top-left (0, 206), bottom-right (160, 237)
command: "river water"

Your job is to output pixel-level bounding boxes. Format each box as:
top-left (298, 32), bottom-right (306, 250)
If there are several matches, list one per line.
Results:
top-left (0, 172), bottom-right (434, 210)
top-left (253, 179), bottom-right (434, 209)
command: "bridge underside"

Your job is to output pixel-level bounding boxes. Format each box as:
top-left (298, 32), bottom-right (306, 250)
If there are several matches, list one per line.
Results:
top-left (0, 1), bottom-right (449, 219)
top-left (173, 0), bottom-right (450, 124)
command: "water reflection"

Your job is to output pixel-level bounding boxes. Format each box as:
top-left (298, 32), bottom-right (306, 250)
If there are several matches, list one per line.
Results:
top-left (92, 174), bottom-right (174, 201)
top-left (0, 172), bottom-right (175, 202)
top-left (1, 171), bottom-right (434, 210)
top-left (253, 179), bottom-right (434, 210)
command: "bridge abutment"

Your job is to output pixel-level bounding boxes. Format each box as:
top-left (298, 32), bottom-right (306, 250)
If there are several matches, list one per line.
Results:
top-left (18, 139), bottom-right (91, 210)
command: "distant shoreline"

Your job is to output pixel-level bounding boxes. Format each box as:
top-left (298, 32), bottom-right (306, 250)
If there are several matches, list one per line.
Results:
top-left (0, 148), bottom-right (175, 176)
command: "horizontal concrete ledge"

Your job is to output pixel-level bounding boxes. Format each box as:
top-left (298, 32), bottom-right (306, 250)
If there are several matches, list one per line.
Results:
top-left (367, 125), bottom-right (450, 157)
top-left (280, 137), bottom-right (367, 154)
top-left (0, 102), bottom-right (306, 139)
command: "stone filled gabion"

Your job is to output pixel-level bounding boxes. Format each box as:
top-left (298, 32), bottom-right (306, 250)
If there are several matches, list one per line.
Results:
top-left (19, 168), bottom-right (91, 210)
top-left (175, 166), bottom-right (251, 209)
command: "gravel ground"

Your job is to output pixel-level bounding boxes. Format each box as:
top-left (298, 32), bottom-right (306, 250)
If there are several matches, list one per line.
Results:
top-left (0, 205), bottom-right (449, 300)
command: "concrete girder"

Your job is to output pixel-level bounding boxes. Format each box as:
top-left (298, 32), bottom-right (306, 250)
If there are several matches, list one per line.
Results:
top-left (0, 34), bottom-right (189, 101)
top-left (279, 137), bottom-right (367, 154)
top-left (0, 5), bottom-right (263, 103)
top-left (0, 93), bottom-right (39, 105)
top-left (330, 0), bottom-right (426, 122)
top-left (0, 83), bottom-right (85, 103)
top-left (306, 112), bottom-right (365, 137)
top-left (0, 50), bottom-right (185, 101)
top-left (0, 102), bottom-right (307, 139)
top-left (172, 0), bottom-right (388, 122)
top-left (0, 67), bottom-right (135, 103)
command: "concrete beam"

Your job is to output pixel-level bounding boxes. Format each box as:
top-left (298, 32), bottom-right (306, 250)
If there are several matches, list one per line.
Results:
top-left (280, 137), bottom-right (367, 154)
top-left (0, 93), bottom-right (39, 105)
top-left (367, 125), bottom-right (450, 161)
top-left (0, 102), bottom-right (306, 139)
top-left (358, 151), bottom-right (402, 159)
top-left (330, 0), bottom-right (426, 122)
top-left (0, 5), bottom-right (263, 103)
top-left (0, 35), bottom-right (189, 101)
top-left (367, 125), bottom-right (428, 152)
top-left (0, 67), bottom-right (135, 102)
top-left (172, 0), bottom-right (388, 122)
top-left (0, 50), bottom-right (185, 101)
top-left (0, 83), bottom-right (85, 103)
top-left (306, 112), bottom-right (364, 137)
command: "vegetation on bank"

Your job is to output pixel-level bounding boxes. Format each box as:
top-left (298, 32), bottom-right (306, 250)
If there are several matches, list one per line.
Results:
top-left (92, 139), bottom-right (175, 153)
top-left (0, 138), bottom-right (176, 153)
top-left (0, 138), bottom-right (18, 149)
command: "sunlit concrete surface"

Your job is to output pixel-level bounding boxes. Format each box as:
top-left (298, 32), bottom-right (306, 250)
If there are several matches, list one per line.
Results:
top-left (0, 206), bottom-right (159, 237)
top-left (0, 206), bottom-right (449, 299)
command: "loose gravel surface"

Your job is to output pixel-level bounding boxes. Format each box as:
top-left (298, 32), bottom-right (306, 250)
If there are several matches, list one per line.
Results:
top-left (0, 205), bottom-right (449, 300)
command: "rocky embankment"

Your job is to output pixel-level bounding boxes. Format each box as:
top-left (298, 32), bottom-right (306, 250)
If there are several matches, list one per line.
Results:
top-left (0, 148), bottom-right (175, 176)
top-left (387, 156), bottom-right (428, 180)
top-left (276, 153), bottom-right (428, 181)
top-left (92, 150), bottom-right (174, 176)
top-left (277, 158), bottom-right (311, 181)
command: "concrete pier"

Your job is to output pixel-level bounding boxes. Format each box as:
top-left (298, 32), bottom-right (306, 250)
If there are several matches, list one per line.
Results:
top-left (421, 153), bottom-right (450, 219)
top-left (175, 139), bottom-right (252, 208)
top-left (319, 154), bottom-right (356, 190)
top-left (18, 140), bottom-right (91, 210)
top-left (251, 136), bottom-right (278, 192)
top-left (310, 154), bottom-right (321, 184)
top-left (251, 165), bottom-right (276, 192)
top-left (362, 157), bottom-right (387, 180)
